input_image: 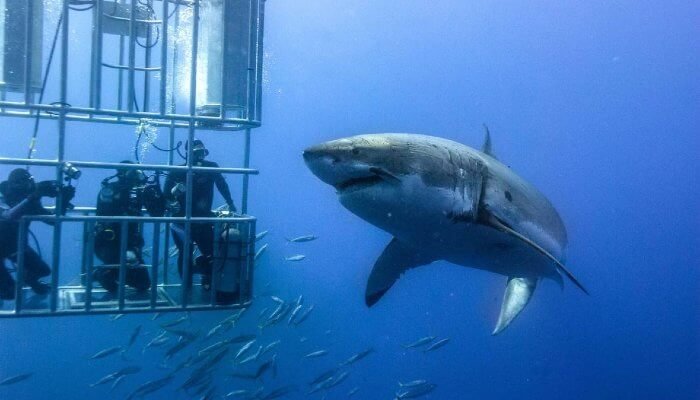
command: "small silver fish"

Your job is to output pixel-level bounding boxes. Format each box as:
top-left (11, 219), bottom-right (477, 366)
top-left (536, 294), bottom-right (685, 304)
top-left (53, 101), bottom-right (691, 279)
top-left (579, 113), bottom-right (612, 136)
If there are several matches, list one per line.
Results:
top-left (0, 373), bottom-right (32, 386)
top-left (237, 345), bottom-right (262, 364)
top-left (221, 308), bottom-right (246, 325)
top-left (395, 383), bottom-right (436, 399)
top-left (164, 337), bottom-right (194, 360)
top-left (339, 348), bottom-right (374, 366)
top-left (261, 340), bottom-right (281, 356)
top-left (89, 346), bottom-right (124, 359)
top-left (226, 389), bottom-right (253, 398)
top-left (90, 372), bottom-right (120, 387)
top-left (286, 235), bottom-right (318, 242)
top-left (288, 304), bottom-right (303, 325)
top-left (162, 327), bottom-right (199, 341)
top-left (160, 314), bottom-right (188, 328)
top-left (143, 332), bottom-right (170, 353)
top-left (206, 323), bottom-right (226, 339)
top-left (294, 304), bottom-right (314, 326)
top-left (309, 371), bottom-right (348, 393)
top-left (234, 340), bottom-right (256, 361)
top-left (309, 367), bottom-right (338, 387)
top-left (198, 340), bottom-right (229, 357)
top-left (285, 254), bottom-right (306, 262)
top-left (398, 380), bottom-right (428, 388)
top-left (255, 230), bottom-right (269, 241)
top-left (270, 296), bottom-right (284, 303)
top-left (259, 305), bottom-right (291, 329)
top-left (303, 350), bottom-right (328, 358)
top-left (126, 375), bottom-right (174, 399)
top-left (126, 325), bottom-right (142, 349)
top-left (90, 366), bottom-right (140, 388)
top-left (255, 243), bottom-right (268, 260)
top-left (109, 314), bottom-right (125, 321)
top-left (423, 338), bottom-right (450, 352)
top-left (110, 375), bottom-right (126, 392)
top-left (348, 387), bottom-right (360, 397)
top-left (148, 337), bottom-right (170, 348)
top-left (402, 336), bottom-right (435, 349)
top-left (259, 385), bottom-right (295, 400)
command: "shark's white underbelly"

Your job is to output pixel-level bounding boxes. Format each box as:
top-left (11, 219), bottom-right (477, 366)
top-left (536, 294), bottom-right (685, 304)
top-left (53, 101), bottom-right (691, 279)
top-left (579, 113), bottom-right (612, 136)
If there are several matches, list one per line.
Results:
top-left (351, 176), bottom-right (561, 280)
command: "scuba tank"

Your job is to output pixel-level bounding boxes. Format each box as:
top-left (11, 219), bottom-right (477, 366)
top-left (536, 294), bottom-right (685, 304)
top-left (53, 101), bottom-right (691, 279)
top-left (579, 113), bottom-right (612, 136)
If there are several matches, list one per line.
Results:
top-left (213, 224), bottom-right (242, 305)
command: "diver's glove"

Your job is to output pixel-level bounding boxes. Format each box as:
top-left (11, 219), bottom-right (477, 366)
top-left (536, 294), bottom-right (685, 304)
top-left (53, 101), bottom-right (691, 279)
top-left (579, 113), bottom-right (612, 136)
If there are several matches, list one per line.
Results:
top-left (143, 183), bottom-right (166, 217)
top-left (61, 185), bottom-right (76, 201)
top-left (29, 180), bottom-right (58, 200)
top-left (60, 185), bottom-right (77, 212)
top-left (166, 199), bottom-right (181, 215)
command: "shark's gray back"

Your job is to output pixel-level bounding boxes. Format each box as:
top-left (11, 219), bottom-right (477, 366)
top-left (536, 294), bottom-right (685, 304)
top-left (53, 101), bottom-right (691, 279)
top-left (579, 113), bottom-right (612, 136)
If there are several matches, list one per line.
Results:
top-left (375, 133), bottom-right (568, 259)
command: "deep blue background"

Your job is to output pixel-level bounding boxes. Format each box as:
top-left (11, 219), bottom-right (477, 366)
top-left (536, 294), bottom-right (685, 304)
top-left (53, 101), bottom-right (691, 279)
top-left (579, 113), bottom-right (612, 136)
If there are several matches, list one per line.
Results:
top-left (0, 1), bottom-right (698, 399)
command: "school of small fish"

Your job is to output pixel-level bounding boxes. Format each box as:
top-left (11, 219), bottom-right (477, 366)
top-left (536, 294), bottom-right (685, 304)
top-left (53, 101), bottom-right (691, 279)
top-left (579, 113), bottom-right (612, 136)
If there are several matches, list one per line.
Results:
top-left (0, 229), bottom-right (450, 399)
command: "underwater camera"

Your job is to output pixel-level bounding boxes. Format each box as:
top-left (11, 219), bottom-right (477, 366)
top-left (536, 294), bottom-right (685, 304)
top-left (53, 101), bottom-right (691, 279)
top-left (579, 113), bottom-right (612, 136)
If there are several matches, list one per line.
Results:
top-left (62, 162), bottom-right (82, 181)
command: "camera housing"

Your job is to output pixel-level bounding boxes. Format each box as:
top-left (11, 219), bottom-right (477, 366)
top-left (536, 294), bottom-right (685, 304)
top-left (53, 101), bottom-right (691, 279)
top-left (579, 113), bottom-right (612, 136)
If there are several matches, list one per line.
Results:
top-left (63, 163), bottom-right (81, 181)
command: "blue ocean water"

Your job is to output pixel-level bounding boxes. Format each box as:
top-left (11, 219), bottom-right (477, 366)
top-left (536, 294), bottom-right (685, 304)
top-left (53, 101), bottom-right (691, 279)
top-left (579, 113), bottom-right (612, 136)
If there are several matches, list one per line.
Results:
top-left (1, 1), bottom-right (698, 399)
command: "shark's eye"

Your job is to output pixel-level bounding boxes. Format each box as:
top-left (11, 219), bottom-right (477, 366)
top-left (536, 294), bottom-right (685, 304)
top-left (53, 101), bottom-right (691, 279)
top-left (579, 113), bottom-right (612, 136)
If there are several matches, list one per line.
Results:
top-left (352, 148), bottom-right (360, 155)
top-left (505, 191), bottom-right (513, 202)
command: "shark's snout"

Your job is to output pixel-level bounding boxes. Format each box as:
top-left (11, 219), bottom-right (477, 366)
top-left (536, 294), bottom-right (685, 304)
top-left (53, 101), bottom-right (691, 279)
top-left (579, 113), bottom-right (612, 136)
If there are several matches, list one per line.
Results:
top-left (303, 141), bottom-right (351, 171)
top-left (303, 143), bottom-right (345, 186)
top-left (303, 139), bottom-right (399, 192)
top-left (302, 144), bottom-right (334, 164)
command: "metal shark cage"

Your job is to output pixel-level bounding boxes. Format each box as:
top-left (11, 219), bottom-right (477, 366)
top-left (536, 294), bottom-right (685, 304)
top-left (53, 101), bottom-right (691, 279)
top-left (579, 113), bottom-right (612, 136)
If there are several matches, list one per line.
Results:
top-left (0, 0), bottom-right (266, 317)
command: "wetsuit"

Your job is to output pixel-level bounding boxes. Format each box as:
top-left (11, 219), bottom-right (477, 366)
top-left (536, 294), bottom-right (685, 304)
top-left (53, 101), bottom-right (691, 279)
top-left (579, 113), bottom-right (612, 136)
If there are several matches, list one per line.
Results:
top-left (0, 176), bottom-right (74, 299)
top-left (163, 160), bottom-right (235, 284)
top-left (93, 179), bottom-right (163, 293)
top-left (0, 197), bottom-right (52, 298)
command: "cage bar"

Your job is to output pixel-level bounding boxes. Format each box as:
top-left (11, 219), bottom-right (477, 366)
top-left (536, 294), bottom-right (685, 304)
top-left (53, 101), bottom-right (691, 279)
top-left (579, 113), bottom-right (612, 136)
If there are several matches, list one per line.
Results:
top-left (0, 0), bottom-right (265, 318)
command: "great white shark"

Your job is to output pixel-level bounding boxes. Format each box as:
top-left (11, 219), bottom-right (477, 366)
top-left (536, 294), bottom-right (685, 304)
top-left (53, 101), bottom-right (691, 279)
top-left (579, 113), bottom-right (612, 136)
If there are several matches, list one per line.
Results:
top-left (303, 129), bottom-right (588, 334)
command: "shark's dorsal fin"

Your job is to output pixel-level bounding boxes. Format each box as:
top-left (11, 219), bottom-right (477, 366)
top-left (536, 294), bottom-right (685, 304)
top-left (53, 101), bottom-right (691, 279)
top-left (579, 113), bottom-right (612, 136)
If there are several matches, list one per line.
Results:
top-left (481, 124), bottom-right (496, 159)
top-left (488, 215), bottom-right (590, 295)
top-left (365, 238), bottom-right (434, 307)
top-left (493, 277), bottom-right (537, 335)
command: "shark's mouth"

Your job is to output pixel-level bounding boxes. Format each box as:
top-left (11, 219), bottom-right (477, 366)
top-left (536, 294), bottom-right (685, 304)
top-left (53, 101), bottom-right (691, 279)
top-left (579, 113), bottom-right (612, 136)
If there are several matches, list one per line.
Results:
top-left (335, 167), bottom-right (399, 193)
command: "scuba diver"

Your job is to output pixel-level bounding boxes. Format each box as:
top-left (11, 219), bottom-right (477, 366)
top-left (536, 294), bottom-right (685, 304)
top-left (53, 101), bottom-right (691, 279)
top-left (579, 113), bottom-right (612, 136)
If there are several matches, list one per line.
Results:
top-left (93, 161), bottom-right (165, 295)
top-left (163, 139), bottom-right (236, 290)
top-left (0, 168), bottom-right (75, 299)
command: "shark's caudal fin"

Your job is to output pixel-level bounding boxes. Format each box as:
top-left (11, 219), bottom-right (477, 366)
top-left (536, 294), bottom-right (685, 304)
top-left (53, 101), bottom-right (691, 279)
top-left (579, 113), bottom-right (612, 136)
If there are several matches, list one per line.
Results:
top-left (481, 124), bottom-right (496, 158)
top-left (365, 238), bottom-right (434, 307)
top-left (487, 215), bottom-right (589, 295)
top-left (493, 277), bottom-right (537, 335)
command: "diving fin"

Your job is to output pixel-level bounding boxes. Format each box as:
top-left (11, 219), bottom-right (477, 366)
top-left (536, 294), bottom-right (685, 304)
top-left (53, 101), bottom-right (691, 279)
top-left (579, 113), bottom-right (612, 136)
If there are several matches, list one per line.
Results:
top-left (365, 238), bottom-right (434, 307)
top-left (493, 277), bottom-right (537, 335)
top-left (488, 215), bottom-right (589, 295)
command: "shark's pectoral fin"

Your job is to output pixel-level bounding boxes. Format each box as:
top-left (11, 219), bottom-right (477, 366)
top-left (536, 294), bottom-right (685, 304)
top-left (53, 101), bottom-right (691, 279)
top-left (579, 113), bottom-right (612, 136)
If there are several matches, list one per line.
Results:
top-left (492, 277), bottom-right (537, 335)
top-left (365, 238), bottom-right (434, 307)
top-left (486, 214), bottom-right (589, 295)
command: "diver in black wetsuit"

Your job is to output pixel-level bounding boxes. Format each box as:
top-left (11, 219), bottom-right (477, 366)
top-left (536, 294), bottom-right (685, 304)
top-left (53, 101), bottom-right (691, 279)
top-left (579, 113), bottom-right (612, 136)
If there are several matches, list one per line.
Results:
top-left (93, 162), bottom-right (165, 294)
top-left (0, 168), bottom-right (75, 299)
top-left (163, 139), bottom-right (236, 289)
